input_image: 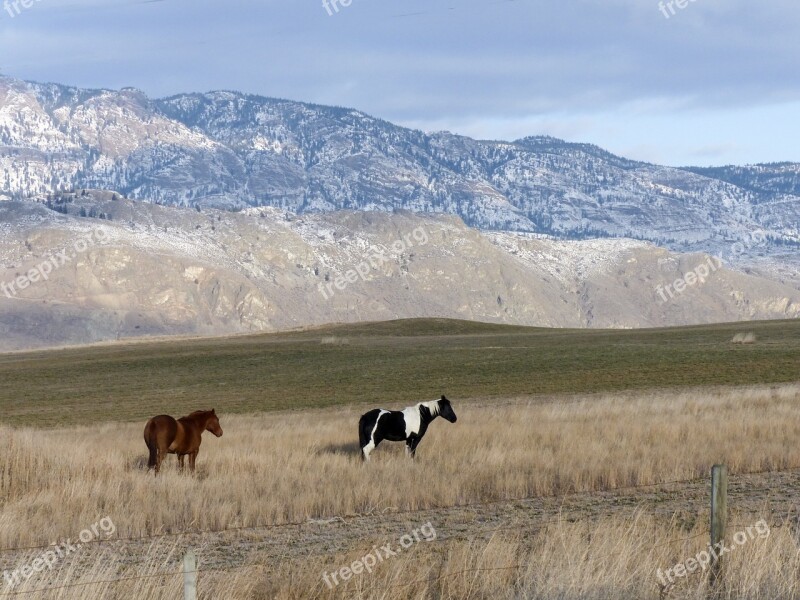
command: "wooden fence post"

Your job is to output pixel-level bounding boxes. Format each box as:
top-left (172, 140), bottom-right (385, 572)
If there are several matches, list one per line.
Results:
top-left (183, 548), bottom-right (198, 600)
top-left (709, 464), bottom-right (728, 593)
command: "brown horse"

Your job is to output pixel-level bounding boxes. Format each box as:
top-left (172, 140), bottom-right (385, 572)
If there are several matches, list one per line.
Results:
top-left (143, 409), bottom-right (223, 475)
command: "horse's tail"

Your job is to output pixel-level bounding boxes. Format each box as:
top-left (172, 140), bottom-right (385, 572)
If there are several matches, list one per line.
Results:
top-left (144, 420), bottom-right (158, 469)
top-left (358, 413), bottom-right (370, 451)
top-left (358, 410), bottom-right (380, 450)
top-left (147, 442), bottom-right (157, 469)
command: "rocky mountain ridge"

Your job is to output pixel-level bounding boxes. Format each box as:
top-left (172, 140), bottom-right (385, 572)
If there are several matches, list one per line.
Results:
top-left (1, 76), bottom-right (797, 262)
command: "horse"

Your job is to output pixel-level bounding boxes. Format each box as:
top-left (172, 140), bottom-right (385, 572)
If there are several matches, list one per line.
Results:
top-left (358, 395), bottom-right (457, 461)
top-left (143, 409), bottom-right (223, 475)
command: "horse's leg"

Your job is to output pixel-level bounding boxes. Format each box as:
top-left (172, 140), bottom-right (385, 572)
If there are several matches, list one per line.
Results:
top-left (189, 451), bottom-right (198, 473)
top-left (155, 437), bottom-right (170, 475)
top-left (155, 448), bottom-right (164, 475)
top-left (362, 435), bottom-right (382, 462)
top-left (362, 443), bottom-right (371, 462)
top-left (360, 411), bottom-right (388, 462)
top-left (177, 454), bottom-right (185, 472)
top-left (407, 437), bottom-right (421, 458)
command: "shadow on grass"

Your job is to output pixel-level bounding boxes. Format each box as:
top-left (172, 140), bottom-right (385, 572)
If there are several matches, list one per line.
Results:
top-left (129, 455), bottom-right (150, 471)
top-left (128, 456), bottom-right (212, 480)
top-left (318, 441), bottom-right (362, 458)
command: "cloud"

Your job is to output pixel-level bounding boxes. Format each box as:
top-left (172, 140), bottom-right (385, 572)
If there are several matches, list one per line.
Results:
top-left (0, 0), bottom-right (798, 165)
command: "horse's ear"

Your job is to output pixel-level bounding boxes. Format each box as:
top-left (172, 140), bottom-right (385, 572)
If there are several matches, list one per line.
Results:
top-left (441, 395), bottom-right (447, 402)
top-left (211, 408), bottom-right (216, 415)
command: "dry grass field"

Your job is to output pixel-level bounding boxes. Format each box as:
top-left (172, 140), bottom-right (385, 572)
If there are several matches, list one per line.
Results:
top-left (2, 383), bottom-right (800, 599)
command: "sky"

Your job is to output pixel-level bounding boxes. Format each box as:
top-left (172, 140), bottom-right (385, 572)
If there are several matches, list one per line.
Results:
top-left (1, 0), bottom-right (798, 167)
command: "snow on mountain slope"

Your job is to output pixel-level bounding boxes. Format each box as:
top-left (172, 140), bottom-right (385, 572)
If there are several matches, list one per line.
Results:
top-left (1, 76), bottom-right (797, 263)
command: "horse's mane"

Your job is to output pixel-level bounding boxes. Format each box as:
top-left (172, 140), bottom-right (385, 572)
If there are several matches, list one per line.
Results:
top-left (419, 400), bottom-right (440, 416)
top-left (181, 410), bottom-right (215, 423)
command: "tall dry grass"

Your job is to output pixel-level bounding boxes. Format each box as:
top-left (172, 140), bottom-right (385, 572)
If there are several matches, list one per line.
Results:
top-left (1, 384), bottom-right (800, 598)
top-left (1, 385), bottom-right (800, 546)
top-left (0, 513), bottom-right (797, 599)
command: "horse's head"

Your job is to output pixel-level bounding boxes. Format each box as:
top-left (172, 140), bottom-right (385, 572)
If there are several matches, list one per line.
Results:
top-left (438, 395), bottom-right (457, 423)
top-left (206, 409), bottom-right (223, 437)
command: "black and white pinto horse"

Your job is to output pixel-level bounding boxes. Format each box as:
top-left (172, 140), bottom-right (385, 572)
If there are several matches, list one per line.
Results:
top-left (358, 395), bottom-right (457, 461)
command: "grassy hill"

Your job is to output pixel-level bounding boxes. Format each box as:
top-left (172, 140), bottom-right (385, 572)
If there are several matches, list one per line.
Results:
top-left (0, 318), bottom-right (798, 427)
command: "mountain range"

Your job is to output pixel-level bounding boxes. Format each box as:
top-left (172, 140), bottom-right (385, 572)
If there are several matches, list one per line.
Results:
top-left (1, 76), bottom-right (798, 350)
top-left (1, 75), bottom-right (798, 261)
